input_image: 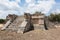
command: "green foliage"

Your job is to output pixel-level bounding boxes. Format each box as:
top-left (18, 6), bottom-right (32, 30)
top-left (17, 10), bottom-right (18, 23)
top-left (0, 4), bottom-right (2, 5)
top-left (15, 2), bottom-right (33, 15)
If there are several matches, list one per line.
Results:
top-left (0, 19), bottom-right (5, 23)
top-left (48, 13), bottom-right (60, 22)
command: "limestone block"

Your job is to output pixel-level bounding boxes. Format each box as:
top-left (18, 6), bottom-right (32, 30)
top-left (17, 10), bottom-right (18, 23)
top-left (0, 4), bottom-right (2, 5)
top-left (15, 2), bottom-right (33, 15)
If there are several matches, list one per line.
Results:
top-left (1, 20), bottom-right (11, 30)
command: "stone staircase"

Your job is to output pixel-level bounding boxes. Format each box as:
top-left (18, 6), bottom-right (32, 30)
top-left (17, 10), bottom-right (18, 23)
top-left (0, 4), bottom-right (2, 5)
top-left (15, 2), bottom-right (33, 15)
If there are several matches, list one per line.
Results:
top-left (6, 16), bottom-right (24, 31)
top-left (1, 20), bottom-right (11, 30)
top-left (1, 15), bottom-right (33, 33)
top-left (17, 20), bottom-right (29, 33)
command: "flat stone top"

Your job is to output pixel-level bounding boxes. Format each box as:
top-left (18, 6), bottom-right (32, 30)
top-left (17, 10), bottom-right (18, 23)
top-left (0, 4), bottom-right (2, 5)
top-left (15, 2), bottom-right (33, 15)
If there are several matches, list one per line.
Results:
top-left (32, 16), bottom-right (44, 18)
top-left (20, 20), bottom-right (27, 27)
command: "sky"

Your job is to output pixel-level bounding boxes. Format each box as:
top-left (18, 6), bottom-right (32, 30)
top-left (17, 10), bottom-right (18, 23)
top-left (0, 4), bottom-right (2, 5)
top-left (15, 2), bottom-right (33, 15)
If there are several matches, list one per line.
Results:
top-left (0, 0), bottom-right (60, 19)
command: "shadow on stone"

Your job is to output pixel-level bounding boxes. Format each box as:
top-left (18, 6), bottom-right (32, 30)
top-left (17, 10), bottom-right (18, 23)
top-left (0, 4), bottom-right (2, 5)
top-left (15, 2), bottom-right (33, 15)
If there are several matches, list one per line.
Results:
top-left (23, 24), bottom-right (34, 33)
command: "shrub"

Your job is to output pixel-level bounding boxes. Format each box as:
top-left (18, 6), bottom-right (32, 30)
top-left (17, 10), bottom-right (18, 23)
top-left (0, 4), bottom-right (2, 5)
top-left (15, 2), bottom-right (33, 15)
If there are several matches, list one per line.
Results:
top-left (0, 19), bottom-right (5, 23)
top-left (48, 13), bottom-right (60, 22)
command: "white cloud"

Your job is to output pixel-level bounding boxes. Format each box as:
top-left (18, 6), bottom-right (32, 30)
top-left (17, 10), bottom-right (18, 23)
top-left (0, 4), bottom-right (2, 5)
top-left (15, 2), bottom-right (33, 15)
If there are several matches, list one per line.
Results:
top-left (0, 0), bottom-right (56, 19)
top-left (56, 9), bottom-right (60, 13)
top-left (52, 9), bottom-right (60, 14)
top-left (0, 10), bottom-right (21, 19)
top-left (51, 3), bottom-right (60, 14)
top-left (0, 0), bottom-right (20, 8)
top-left (25, 0), bottom-right (32, 3)
top-left (25, 0), bottom-right (56, 14)
top-left (0, 0), bottom-right (22, 19)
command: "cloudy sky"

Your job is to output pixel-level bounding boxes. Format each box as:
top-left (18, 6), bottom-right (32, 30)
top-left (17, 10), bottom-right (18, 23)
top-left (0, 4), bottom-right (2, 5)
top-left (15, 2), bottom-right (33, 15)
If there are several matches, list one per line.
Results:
top-left (0, 0), bottom-right (60, 19)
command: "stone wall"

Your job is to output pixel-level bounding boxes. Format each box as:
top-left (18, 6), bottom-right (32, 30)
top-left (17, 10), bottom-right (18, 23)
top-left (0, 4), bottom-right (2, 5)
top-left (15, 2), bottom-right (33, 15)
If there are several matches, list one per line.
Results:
top-left (24, 12), bottom-right (45, 30)
top-left (31, 13), bottom-right (44, 24)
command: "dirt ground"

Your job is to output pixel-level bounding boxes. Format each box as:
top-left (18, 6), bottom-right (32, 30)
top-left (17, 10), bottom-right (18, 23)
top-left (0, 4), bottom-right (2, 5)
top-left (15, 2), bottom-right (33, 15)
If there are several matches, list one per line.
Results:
top-left (0, 24), bottom-right (4, 28)
top-left (0, 27), bottom-right (60, 40)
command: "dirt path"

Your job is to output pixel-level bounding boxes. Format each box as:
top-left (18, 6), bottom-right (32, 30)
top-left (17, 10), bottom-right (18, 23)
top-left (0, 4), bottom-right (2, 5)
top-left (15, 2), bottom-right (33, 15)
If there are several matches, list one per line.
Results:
top-left (0, 28), bottom-right (60, 40)
top-left (0, 24), bottom-right (4, 28)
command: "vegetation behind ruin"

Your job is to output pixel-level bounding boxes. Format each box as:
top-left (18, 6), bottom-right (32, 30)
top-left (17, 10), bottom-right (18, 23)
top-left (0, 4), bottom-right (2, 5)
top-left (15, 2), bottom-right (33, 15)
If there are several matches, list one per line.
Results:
top-left (48, 13), bottom-right (60, 23)
top-left (0, 19), bottom-right (6, 24)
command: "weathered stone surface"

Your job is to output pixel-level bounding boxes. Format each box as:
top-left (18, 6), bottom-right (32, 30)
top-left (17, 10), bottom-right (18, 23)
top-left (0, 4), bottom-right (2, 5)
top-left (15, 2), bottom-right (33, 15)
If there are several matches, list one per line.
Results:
top-left (31, 13), bottom-right (45, 30)
top-left (2, 12), bottom-right (46, 33)
top-left (17, 20), bottom-right (28, 33)
top-left (7, 16), bottom-right (24, 31)
top-left (1, 20), bottom-right (11, 30)
top-left (17, 13), bottom-right (33, 33)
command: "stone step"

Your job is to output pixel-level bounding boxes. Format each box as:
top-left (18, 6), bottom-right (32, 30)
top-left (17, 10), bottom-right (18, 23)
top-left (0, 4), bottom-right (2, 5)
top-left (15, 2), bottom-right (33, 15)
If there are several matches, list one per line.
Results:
top-left (6, 16), bottom-right (24, 31)
top-left (17, 20), bottom-right (33, 33)
top-left (34, 25), bottom-right (45, 30)
top-left (1, 20), bottom-right (11, 30)
top-left (17, 20), bottom-right (28, 33)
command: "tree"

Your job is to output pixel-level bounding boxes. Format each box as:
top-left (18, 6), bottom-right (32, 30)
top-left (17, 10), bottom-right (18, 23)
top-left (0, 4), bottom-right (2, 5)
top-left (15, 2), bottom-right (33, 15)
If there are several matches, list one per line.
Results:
top-left (48, 13), bottom-right (60, 22)
top-left (0, 19), bottom-right (5, 23)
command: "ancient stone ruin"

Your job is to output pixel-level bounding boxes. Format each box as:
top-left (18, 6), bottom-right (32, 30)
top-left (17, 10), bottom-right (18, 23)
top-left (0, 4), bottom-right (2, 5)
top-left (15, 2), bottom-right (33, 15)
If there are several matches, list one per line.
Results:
top-left (31, 12), bottom-right (45, 30)
top-left (1, 12), bottom-right (46, 33)
top-left (1, 14), bottom-right (18, 30)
